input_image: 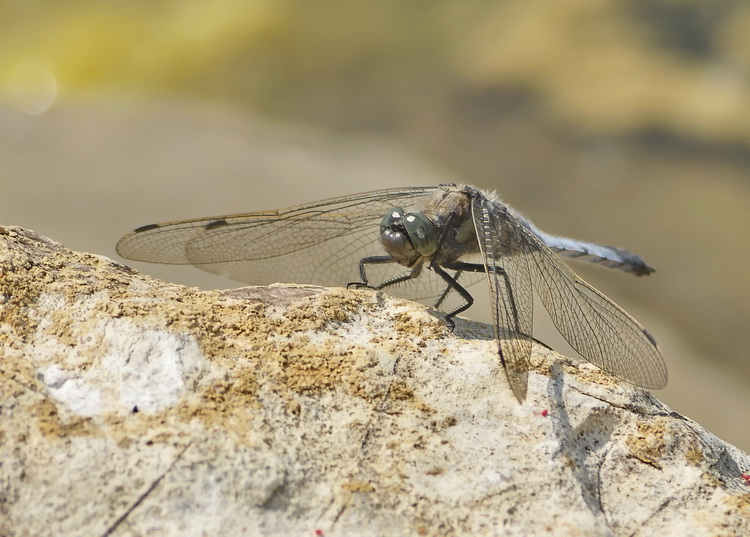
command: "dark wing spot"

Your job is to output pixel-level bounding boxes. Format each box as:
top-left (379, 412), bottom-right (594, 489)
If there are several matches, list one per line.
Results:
top-left (643, 328), bottom-right (658, 347)
top-left (134, 223), bottom-right (161, 233)
top-left (205, 218), bottom-right (229, 230)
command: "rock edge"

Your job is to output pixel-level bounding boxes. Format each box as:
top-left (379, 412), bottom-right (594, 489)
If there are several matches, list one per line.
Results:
top-left (1, 225), bottom-right (749, 537)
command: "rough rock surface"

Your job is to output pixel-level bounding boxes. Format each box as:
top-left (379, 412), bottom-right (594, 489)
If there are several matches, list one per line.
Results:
top-left (1, 225), bottom-right (749, 537)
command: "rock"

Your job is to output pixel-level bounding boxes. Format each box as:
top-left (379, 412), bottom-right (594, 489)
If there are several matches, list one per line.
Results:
top-left (1, 225), bottom-right (749, 537)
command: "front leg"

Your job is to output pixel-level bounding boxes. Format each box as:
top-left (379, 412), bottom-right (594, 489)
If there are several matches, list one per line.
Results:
top-left (348, 255), bottom-right (423, 291)
top-left (347, 255), bottom-right (394, 289)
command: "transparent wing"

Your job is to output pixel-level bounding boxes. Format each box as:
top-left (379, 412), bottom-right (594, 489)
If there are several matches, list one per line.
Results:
top-left (471, 194), bottom-right (534, 402)
top-left (505, 208), bottom-right (668, 391)
top-left (530, 248), bottom-right (668, 389)
top-left (116, 186), bottom-right (482, 304)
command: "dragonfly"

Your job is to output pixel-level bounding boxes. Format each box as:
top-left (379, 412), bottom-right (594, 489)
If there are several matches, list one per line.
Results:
top-left (116, 183), bottom-right (667, 402)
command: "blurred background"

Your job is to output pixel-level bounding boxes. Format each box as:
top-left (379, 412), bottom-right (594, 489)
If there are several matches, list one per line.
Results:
top-left (2, 1), bottom-right (749, 451)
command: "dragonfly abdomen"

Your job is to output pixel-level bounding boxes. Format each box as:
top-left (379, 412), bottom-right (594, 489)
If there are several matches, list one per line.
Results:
top-left (545, 236), bottom-right (654, 276)
top-left (507, 207), bottom-right (655, 277)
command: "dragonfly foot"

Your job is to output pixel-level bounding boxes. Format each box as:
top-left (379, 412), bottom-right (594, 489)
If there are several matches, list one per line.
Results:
top-left (347, 282), bottom-right (375, 291)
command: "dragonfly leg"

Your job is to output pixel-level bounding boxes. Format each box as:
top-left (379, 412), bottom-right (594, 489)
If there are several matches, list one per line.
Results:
top-left (348, 255), bottom-right (399, 289)
top-left (429, 263), bottom-right (474, 331)
top-left (442, 261), bottom-right (488, 273)
top-left (443, 261), bottom-right (527, 339)
top-left (434, 270), bottom-right (463, 310)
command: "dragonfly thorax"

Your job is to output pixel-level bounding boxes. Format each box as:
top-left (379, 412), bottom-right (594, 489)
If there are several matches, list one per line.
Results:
top-left (380, 208), bottom-right (439, 267)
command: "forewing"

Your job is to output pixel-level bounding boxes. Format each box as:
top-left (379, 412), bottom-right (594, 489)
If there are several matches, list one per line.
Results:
top-left (521, 226), bottom-right (668, 389)
top-left (471, 193), bottom-right (534, 402)
top-left (117, 187), bottom-right (438, 288)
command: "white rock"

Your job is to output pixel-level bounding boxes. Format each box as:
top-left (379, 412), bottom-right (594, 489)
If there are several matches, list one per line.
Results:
top-left (1, 225), bottom-right (749, 537)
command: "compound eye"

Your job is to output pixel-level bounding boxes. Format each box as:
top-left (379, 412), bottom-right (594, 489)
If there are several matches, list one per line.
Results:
top-left (403, 213), bottom-right (438, 256)
top-left (380, 208), bottom-right (405, 230)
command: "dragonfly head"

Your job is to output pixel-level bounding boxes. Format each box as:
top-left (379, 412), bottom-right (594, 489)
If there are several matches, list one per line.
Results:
top-left (380, 208), bottom-right (438, 265)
